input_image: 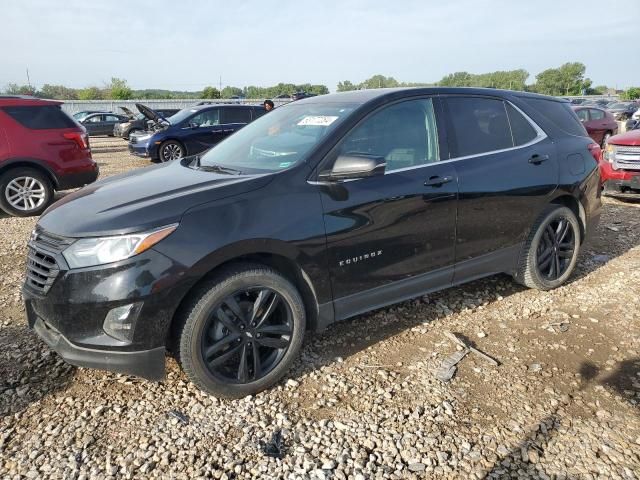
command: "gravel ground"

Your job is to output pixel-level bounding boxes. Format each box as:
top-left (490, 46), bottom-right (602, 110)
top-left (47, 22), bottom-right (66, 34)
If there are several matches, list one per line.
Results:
top-left (1, 137), bottom-right (639, 479)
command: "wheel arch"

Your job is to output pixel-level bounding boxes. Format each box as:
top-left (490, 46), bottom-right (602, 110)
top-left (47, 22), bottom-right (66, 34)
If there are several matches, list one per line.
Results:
top-left (550, 194), bottom-right (586, 242)
top-left (0, 158), bottom-right (59, 189)
top-left (167, 245), bottom-right (322, 350)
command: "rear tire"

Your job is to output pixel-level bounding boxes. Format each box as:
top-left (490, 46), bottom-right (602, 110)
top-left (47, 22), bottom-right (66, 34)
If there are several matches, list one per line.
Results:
top-left (176, 263), bottom-right (306, 398)
top-left (0, 168), bottom-right (53, 217)
top-left (513, 206), bottom-right (581, 290)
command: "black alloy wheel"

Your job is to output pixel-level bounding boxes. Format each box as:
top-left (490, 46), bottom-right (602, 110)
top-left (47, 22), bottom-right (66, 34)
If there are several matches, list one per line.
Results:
top-left (177, 264), bottom-right (306, 398)
top-left (535, 217), bottom-right (575, 281)
top-left (201, 287), bottom-right (293, 383)
top-left (514, 205), bottom-right (581, 290)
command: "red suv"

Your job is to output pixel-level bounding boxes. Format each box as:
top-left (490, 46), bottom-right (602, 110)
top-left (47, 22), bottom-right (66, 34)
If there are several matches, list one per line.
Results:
top-left (600, 124), bottom-right (640, 196)
top-left (0, 96), bottom-right (98, 216)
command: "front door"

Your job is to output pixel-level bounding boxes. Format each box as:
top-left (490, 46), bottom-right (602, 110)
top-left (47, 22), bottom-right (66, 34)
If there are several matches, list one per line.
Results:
top-left (317, 98), bottom-right (458, 319)
top-left (184, 108), bottom-right (224, 154)
top-left (441, 95), bottom-right (558, 279)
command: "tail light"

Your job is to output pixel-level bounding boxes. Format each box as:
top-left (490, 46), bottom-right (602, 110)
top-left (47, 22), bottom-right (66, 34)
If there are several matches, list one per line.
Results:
top-left (587, 142), bottom-right (601, 163)
top-left (63, 132), bottom-right (90, 150)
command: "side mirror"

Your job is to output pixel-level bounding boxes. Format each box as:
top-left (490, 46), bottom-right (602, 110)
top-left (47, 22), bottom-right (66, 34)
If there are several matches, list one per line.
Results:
top-left (319, 154), bottom-right (386, 181)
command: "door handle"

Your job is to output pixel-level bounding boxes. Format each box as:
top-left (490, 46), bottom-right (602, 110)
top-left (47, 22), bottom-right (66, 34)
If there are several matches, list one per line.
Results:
top-left (528, 154), bottom-right (549, 165)
top-left (424, 175), bottom-right (453, 187)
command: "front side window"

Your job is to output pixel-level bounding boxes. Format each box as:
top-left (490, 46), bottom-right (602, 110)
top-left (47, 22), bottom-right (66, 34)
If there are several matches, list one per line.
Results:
top-left (338, 98), bottom-right (439, 171)
top-left (190, 109), bottom-right (220, 127)
top-left (105, 115), bottom-right (121, 122)
top-left (85, 115), bottom-right (103, 123)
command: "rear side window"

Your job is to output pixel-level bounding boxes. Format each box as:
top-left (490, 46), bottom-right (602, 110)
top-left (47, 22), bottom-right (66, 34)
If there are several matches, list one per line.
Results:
top-left (575, 108), bottom-right (589, 122)
top-left (222, 108), bottom-right (252, 124)
top-left (505, 103), bottom-right (538, 146)
top-left (2, 105), bottom-right (76, 130)
top-left (252, 107), bottom-right (267, 120)
top-left (445, 97), bottom-right (513, 157)
top-left (589, 109), bottom-right (605, 120)
top-left (519, 97), bottom-right (587, 137)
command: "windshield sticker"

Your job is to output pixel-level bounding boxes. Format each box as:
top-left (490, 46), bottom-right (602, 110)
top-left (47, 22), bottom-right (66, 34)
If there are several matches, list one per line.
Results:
top-left (297, 116), bottom-right (339, 126)
top-left (279, 161), bottom-right (293, 168)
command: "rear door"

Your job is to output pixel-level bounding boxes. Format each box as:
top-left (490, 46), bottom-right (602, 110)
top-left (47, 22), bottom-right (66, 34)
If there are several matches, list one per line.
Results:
top-left (103, 114), bottom-right (123, 135)
top-left (587, 108), bottom-right (607, 144)
top-left (221, 107), bottom-right (252, 140)
top-left (442, 95), bottom-right (558, 279)
top-left (82, 114), bottom-right (104, 135)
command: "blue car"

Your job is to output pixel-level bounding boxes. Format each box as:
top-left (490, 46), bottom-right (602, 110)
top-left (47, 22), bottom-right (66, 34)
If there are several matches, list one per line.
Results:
top-left (129, 103), bottom-right (266, 162)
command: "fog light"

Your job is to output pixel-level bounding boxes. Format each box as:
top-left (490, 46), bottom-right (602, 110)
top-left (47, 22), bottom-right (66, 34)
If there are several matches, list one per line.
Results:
top-left (103, 302), bottom-right (142, 342)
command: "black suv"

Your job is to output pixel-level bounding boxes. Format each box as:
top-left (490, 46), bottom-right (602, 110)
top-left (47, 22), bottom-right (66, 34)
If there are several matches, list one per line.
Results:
top-left (24, 88), bottom-right (601, 397)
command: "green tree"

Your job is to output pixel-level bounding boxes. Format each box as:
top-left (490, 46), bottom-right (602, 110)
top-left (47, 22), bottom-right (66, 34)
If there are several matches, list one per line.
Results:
top-left (438, 72), bottom-right (474, 87)
top-left (39, 84), bottom-right (78, 100)
top-left (533, 62), bottom-right (591, 96)
top-left (337, 80), bottom-right (357, 92)
top-left (106, 78), bottom-right (133, 100)
top-left (359, 74), bottom-right (399, 89)
top-left (201, 86), bottom-right (221, 99)
top-left (221, 86), bottom-right (244, 98)
top-left (621, 87), bottom-right (640, 100)
top-left (77, 86), bottom-right (104, 100)
top-left (4, 83), bottom-right (37, 96)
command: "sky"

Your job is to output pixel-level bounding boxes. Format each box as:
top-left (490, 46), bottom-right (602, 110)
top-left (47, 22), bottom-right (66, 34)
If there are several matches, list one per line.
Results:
top-left (1, 0), bottom-right (638, 92)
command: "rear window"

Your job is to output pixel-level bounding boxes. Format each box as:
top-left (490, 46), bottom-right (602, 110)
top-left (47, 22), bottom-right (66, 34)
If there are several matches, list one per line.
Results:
top-left (2, 105), bottom-right (77, 130)
top-left (519, 97), bottom-right (587, 137)
top-left (505, 103), bottom-right (538, 146)
top-left (2, 105), bottom-right (76, 130)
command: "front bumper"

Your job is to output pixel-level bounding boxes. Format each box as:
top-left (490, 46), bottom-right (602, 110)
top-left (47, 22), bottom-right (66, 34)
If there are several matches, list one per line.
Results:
top-left (599, 160), bottom-right (640, 193)
top-left (23, 241), bottom-right (193, 380)
top-left (31, 315), bottom-right (165, 379)
top-left (128, 142), bottom-right (151, 158)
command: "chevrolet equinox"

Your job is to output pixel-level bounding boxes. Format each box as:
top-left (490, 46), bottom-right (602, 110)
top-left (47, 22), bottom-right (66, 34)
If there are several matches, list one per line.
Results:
top-left (24, 88), bottom-right (602, 398)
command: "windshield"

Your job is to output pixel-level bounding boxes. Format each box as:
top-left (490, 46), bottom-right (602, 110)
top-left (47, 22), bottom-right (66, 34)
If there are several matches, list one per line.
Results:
top-left (609, 103), bottom-right (630, 109)
top-left (197, 102), bottom-right (357, 173)
top-left (166, 108), bottom-right (198, 125)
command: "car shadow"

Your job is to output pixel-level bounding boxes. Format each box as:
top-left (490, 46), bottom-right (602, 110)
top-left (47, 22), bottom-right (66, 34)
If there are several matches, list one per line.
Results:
top-left (0, 325), bottom-right (75, 418)
top-left (580, 359), bottom-right (640, 413)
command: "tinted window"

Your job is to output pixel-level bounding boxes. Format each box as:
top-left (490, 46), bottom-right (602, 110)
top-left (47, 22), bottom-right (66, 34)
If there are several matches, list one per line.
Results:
top-left (190, 109), bottom-right (220, 127)
top-left (85, 115), bottom-right (103, 123)
top-left (506, 103), bottom-right (538, 146)
top-left (105, 115), bottom-right (121, 122)
top-left (339, 98), bottom-right (439, 171)
top-left (520, 97), bottom-right (587, 137)
top-left (222, 107), bottom-right (251, 124)
top-left (575, 108), bottom-right (589, 122)
top-left (445, 97), bottom-right (512, 157)
top-left (589, 109), bottom-right (605, 120)
top-left (2, 105), bottom-right (76, 130)
top-left (252, 107), bottom-right (267, 120)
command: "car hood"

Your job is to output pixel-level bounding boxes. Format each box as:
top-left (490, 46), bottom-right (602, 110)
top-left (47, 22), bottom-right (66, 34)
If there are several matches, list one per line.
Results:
top-left (136, 103), bottom-right (168, 124)
top-left (609, 129), bottom-right (640, 146)
top-left (39, 160), bottom-right (274, 237)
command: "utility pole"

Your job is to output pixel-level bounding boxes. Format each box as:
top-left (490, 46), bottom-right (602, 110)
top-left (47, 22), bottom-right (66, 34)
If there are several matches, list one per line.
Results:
top-left (26, 68), bottom-right (32, 90)
top-left (219, 75), bottom-right (222, 92)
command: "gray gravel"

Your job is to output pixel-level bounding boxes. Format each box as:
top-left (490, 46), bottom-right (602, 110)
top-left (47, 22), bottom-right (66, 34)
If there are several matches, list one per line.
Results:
top-left (1, 138), bottom-right (639, 479)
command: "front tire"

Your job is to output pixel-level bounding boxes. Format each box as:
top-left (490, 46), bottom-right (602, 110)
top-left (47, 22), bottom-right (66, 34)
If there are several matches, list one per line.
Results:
top-left (0, 168), bottom-right (53, 217)
top-left (176, 264), bottom-right (306, 398)
top-left (514, 206), bottom-right (581, 290)
top-left (158, 140), bottom-right (185, 162)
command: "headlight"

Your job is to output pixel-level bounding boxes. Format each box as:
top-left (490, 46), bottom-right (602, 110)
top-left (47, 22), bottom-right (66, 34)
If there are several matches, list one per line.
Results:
top-left (603, 144), bottom-right (616, 164)
top-left (135, 134), bottom-right (152, 142)
top-left (63, 224), bottom-right (178, 269)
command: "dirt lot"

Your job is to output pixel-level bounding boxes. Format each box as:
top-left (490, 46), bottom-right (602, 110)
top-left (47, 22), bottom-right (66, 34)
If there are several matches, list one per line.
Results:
top-left (1, 137), bottom-right (639, 479)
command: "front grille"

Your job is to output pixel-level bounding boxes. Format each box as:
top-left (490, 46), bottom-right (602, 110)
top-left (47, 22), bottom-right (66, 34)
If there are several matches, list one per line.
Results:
top-left (24, 228), bottom-right (72, 295)
top-left (614, 145), bottom-right (640, 171)
top-left (26, 247), bottom-right (60, 294)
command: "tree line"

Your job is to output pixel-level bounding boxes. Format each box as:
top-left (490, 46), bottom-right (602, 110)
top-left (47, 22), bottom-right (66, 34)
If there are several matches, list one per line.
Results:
top-left (3, 63), bottom-right (639, 100)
